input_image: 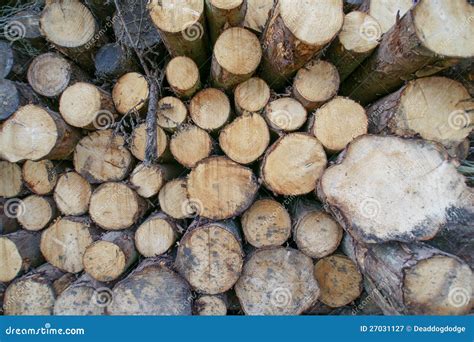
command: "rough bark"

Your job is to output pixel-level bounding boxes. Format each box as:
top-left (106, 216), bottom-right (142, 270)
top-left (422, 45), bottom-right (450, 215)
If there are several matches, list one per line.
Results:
top-left (324, 11), bottom-right (381, 81)
top-left (342, 234), bottom-right (473, 315)
top-left (94, 43), bottom-right (139, 80)
top-left (259, 0), bottom-right (344, 89)
top-left (205, 0), bottom-right (247, 45)
top-left (340, 0), bottom-right (473, 104)
top-left (365, 76), bottom-right (473, 156)
top-left (148, 0), bottom-right (210, 68)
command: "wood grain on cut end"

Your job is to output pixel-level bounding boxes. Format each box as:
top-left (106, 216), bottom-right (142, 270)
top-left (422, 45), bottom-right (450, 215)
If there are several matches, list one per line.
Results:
top-left (170, 125), bottom-right (213, 168)
top-left (338, 11), bottom-right (381, 54)
top-left (187, 156), bottom-right (259, 220)
top-left (261, 133), bottom-right (327, 196)
top-left (314, 255), bottom-right (363, 307)
top-left (135, 212), bottom-right (179, 257)
top-left (0, 236), bottom-right (23, 283)
top-left (112, 72), bottom-right (149, 114)
top-left (234, 77), bottom-right (270, 114)
top-left (158, 178), bottom-right (191, 220)
top-left (211, 27), bottom-right (262, 89)
top-left (89, 182), bottom-right (146, 230)
top-left (3, 264), bottom-right (65, 315)
top-left (22, 160), bottom-right (57, 195)
top-left (27, 52), bottom-right (72, 97)
top-left (0, 161), bottom-right (23, 198)
top-left (83, 241), bottom-right (126, 282)
top-left (166, 56), bottom-right (200, 98)
top-left (40, 217), bottom-right (95, 273)
top-left (130, 123), bottom-right (168, 161)
top-left (243, 0), bottom-right (274, 33)
top-left (18, 195), bottom-right (56, 231)
top-left (189, 88), bottom-right (231, 131)
top-left (157, 96), bottom-right (187, 131)
top-left (279, 0), bottom-right (343, 46)
top-left (0, 105), bottom-right (80, 163)
top-left (264, 97), bottom-right (307, 132)
top-left (293, 60), bottom-right (340, 110)
top-left (241, 199), bottom-right (291, 248)
top-left (219, 112), bottom-right (270, 164)
top-left (148, 0), bottom-right (204, 33)
top-left (129, 163), bottom-right (165, 198)
top-left (363, 0), bottom-right (412, 33)
top-left (40, 0), bottom-right (96, 48)
top-left (235, 247), bottom-right (320, 315)
top-left (319, 135), bottom-right (473, 243)
top-left (311, 96), bottom-right (368, 153)
top-left (108, 259), bottom-right (192, 315)
top-left (325, 11), bottom-right (381, 81)
top-left (367, 77), bottom-right (473, 153)
top-left (292, 200), bottom-right (343, 258)
top-left (83, 230), bottom-right (137, 282)
top-left (74, 130), bottom-right (132, 184)
top-left (60, 82), bottom-right (115, 129)
top-left (54, 172), bottom-right (92, 216)
top-left (195, 295), bottom-right (227, 315)
top-left (54, 275), bottom-right (107, 315)
top-left (404, 255), bottom-right (472, 315)
top-left (175, 221), bottom-right (243, 294)
top-left (0, 230), bottom-right (43, 283)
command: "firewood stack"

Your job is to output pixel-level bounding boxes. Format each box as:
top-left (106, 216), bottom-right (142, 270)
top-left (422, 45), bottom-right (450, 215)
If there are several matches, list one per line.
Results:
top-left (0, 0), bottom-right (473, 316)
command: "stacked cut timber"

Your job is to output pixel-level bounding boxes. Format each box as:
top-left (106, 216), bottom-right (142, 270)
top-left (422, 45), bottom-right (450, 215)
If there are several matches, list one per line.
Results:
top-left (0, 0), bottom-right (472, 317)
top-left (341, 0), bottom-right (474, 104)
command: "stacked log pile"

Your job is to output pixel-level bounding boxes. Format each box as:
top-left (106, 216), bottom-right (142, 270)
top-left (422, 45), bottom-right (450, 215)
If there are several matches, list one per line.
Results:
top-left (0, 0), bottom-right (473, 316)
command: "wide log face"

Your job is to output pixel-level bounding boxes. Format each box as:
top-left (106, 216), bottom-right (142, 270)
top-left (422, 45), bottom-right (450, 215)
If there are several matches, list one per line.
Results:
top-left (0, 0), bottom-right (472, 317)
